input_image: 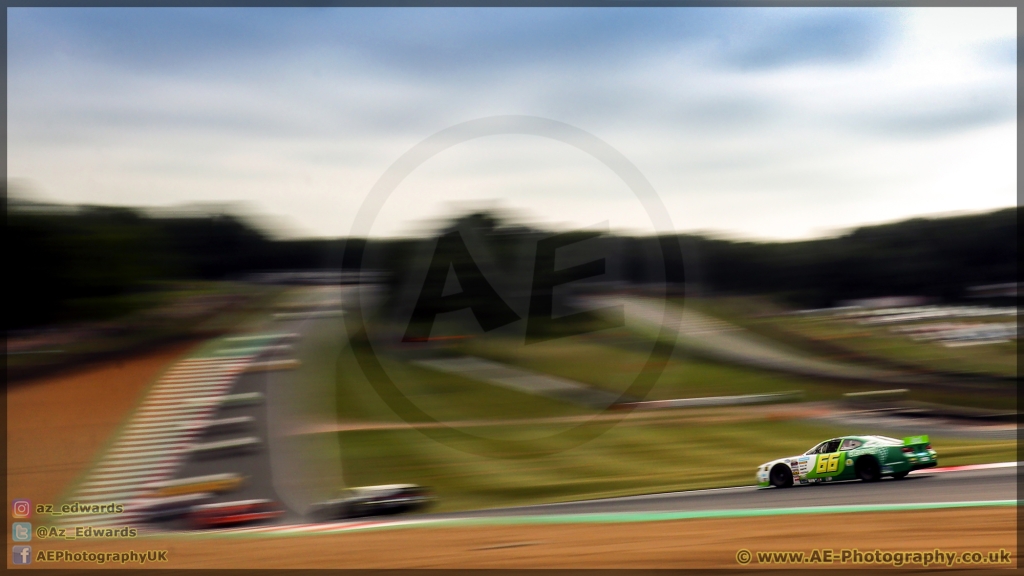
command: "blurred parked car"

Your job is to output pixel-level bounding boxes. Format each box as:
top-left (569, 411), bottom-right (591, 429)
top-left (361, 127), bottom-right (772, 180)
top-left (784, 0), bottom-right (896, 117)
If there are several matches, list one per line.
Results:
top-left (145, 473), bottom-right (244, 498)
top-left (133, 492), bottom-right (215, 522)
top-left (309, 484), bottom-right (435, 521)
top-left (186, 437), bottom-right (262, 459)
top-left (189, 499), bottom-right (284, 529)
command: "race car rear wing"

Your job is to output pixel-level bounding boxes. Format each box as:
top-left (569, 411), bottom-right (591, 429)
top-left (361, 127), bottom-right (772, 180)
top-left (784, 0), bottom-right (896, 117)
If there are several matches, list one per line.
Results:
top-left (902, 435), bottom-right (930, 448)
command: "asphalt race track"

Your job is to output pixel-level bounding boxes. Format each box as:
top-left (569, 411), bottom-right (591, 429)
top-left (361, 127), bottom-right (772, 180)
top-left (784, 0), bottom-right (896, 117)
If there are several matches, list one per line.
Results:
top-left (415, 466), bottom-right (1016, 521)
top-left (152, 286), bottom-right (348, 531)
top-left (164, 367), bottom-right (301, 529)
top-left (179, 464), bottom-right (1016, 535)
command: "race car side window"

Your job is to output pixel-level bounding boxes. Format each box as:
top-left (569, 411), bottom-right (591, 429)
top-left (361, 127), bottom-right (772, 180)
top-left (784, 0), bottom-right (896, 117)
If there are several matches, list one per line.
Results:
top-left (840, 439), bottom-right (862, 450)
top-left (824, 439), bottom-right (842, 453)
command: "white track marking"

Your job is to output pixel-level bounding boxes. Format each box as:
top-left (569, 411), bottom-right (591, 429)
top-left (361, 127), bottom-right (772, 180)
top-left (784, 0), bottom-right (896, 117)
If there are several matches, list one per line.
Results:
top-left (909, 461), bottom-right (1018, 475)
top-left (91, 457), bottom-right (179, 471)
top-left (87, 468), bottom-right (179, 481)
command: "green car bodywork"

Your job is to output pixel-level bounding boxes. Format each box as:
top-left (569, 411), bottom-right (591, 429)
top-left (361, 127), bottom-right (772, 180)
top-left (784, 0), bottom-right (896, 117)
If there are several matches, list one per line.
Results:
top-left (756, 435), bottom-right (937, 488)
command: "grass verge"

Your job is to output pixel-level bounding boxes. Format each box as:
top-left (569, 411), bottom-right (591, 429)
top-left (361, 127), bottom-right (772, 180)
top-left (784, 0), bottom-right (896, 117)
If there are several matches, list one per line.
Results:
top-left (295, 309), bottom-right (1015, 513)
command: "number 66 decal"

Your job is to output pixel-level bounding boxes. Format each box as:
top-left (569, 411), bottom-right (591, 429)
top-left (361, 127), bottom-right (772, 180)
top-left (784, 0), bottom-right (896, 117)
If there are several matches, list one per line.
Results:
top-left (816, 453), bottom-right (841, 474)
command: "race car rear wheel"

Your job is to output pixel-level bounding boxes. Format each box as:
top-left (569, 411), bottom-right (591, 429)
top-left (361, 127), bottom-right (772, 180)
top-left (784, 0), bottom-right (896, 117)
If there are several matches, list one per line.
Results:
top-left (769, 464), bottom-right (793, 488)
top-left (855, 456), bottom-right (881, 482)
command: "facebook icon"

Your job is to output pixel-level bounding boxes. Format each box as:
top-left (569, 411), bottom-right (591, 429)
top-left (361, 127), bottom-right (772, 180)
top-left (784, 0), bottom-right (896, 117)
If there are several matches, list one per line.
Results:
top-left (13, 545), bottom-right (32, 565)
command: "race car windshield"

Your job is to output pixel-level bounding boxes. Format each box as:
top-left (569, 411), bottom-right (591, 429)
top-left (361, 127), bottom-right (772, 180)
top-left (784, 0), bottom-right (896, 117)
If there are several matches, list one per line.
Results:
top-left (804, 442), bottom-right (826, 455)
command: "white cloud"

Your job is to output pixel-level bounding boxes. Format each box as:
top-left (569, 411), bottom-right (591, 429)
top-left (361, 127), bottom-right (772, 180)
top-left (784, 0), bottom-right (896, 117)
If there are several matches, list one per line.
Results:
top-left (6, 8), bottom-right (1017, 240)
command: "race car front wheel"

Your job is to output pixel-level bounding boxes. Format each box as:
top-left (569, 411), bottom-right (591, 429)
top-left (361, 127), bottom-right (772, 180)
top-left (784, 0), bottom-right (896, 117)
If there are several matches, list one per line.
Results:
top-left (769, 464), bottom-right (793, 488)
top-left (855, 456), bottom-right (881, 482)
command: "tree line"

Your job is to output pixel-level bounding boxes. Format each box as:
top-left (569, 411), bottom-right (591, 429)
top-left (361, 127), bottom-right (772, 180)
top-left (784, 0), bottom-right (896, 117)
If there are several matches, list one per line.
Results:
top-left (678, 207), bottom-right (1016, 307)
top-left (7, 189), bottom-right (1016, 330)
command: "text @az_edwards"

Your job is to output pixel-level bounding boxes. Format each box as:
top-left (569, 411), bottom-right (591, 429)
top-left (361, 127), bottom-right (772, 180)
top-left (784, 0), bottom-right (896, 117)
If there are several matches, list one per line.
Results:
top-left (36, 525), bottom-right (137, 540)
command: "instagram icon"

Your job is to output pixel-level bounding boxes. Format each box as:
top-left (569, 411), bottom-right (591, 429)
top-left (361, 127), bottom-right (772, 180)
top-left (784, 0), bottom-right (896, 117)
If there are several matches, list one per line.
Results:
top-left (12, 499), bottom-right (31, 518)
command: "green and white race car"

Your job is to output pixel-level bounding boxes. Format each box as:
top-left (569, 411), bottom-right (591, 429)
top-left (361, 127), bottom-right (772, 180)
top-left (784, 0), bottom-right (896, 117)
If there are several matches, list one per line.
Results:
top-left (757, 435), bottom-right (937, 488)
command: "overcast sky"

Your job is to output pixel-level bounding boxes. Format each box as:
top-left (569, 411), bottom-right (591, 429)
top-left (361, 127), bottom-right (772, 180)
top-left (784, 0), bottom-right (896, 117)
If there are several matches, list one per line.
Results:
top-left (6, 7), bottom-right (1017, 239)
